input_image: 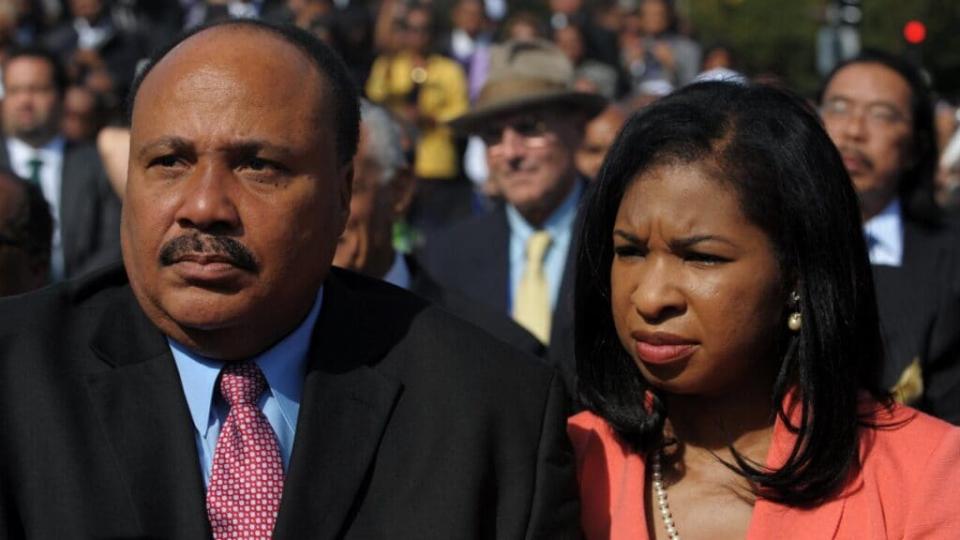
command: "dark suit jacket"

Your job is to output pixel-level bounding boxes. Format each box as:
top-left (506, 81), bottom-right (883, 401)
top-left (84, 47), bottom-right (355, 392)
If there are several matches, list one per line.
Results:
top-left (0, 140), bottom-right (122, 279)
top-left (0, 266), bottom-right (581, 539)
top-left (406, 254), bottom-right (546, 359)
top-left (422, 204), bottom-right (579, 394)
top-left (872, 218), bottom-right (960, 424)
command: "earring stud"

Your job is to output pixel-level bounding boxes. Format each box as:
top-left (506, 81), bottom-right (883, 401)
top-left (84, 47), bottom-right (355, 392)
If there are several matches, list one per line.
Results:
top-left (788, 312), bottom-right (802, 332)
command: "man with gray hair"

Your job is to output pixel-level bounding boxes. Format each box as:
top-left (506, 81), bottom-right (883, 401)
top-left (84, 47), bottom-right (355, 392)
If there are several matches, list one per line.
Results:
top-left (334, 100), bottom-right (544, 357)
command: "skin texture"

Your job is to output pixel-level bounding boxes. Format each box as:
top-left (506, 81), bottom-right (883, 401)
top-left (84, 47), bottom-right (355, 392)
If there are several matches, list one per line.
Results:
top-left (484, 109), bottom-right (584, 227)
top-left (332, 123), bottom-right (414, 278)
top-left (1, 56), bottom-right (61, 147)
top-left (610, 161), bottom-right (784, 539)
top-left (0, 175), bottom-right (47, 296)
top-left (122, 26), bottom-right (351, 359)
top-left (576, 105), bottom-right (627, 181)
top-left (820, 62), bottom-right (915, 221)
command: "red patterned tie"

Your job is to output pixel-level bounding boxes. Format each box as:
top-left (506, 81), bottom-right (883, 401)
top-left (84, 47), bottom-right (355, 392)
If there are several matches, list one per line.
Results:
top-left (206, 361), bottom-right (285, 540)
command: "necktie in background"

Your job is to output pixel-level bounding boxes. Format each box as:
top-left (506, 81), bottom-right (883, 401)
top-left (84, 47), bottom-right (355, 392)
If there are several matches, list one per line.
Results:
top-left (207, 362), bottom-right (285, 540)
top-left (27, 157), bottom-right (43, 186)
top-left (513, 230), bottom-right (553, 344)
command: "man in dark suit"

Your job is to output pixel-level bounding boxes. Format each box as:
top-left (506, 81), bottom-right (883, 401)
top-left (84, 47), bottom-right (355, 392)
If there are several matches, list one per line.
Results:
top-left (0, 21), bottom-right (580, 539)
top-left (334, 100), bottom-right (545, 358)
top-left (0, 46), bottom-right (121, 280)
top-left (820, 50), bottom-right (960, 423)
top-left (424, 39), bottom-right (606, 391)
top-left (0, 169), bottom-right (52, 295)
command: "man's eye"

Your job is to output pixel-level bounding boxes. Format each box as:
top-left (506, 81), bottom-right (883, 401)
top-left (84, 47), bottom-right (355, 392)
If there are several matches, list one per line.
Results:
top-left (149, 155), bottom-right (183, 168)
top-left (240, 158), bottom-right (286, 173)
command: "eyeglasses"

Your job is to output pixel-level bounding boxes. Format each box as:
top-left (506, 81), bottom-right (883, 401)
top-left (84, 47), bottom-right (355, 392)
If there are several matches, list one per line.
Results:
top-left (820, 97), bottom-right (912, 129)
top-left (478, 116), bottom-right (552, 149)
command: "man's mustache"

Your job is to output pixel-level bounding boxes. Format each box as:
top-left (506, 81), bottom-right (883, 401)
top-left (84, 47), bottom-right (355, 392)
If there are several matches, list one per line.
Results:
top-left (839, 145), bottom-right (873, 171)
top-left (159, 233), bottom-right (258, 272)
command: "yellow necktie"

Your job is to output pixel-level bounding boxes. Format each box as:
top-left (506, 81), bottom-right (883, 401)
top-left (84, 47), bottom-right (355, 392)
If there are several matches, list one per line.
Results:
top-left (513, 230), bottom-right (553, 344)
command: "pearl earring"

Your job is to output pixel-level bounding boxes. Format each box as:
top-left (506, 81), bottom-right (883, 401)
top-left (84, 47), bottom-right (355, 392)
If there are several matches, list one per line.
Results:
top-left (788, 291), bottom-right (801, 332)
top-left (788, 312), bottom-right (802, 332)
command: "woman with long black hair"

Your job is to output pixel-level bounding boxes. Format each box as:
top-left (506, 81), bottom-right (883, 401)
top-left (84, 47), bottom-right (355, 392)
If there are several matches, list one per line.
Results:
top-left (569, 81), bottom-right (960, 539)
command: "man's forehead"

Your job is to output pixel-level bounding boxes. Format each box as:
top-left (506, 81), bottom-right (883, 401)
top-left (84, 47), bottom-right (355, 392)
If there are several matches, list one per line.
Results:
top-left (135, 26), bottom-right (318, 108)
top-left (824, 63), bottom-right (912, 106)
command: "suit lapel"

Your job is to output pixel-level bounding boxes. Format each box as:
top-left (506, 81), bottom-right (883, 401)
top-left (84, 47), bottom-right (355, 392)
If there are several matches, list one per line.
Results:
top-left (274, 272), bottom-right (403, 540)
top-left (59, 143), bottom-right (87, 270)
top-left (85, 286), bottom-right (210, 539)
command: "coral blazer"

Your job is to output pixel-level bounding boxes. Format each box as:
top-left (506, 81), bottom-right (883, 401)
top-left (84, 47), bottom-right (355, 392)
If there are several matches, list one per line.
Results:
top-left (569, 401), bottom-right (960, 539)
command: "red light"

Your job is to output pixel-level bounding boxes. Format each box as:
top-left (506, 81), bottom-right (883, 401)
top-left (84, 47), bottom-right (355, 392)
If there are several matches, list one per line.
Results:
top-left (903, 20), bottom-right (926, 44)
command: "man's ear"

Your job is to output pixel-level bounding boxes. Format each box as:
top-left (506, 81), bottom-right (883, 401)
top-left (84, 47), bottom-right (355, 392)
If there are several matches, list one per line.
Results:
top-left (388, 166), bottom-right (416, 219)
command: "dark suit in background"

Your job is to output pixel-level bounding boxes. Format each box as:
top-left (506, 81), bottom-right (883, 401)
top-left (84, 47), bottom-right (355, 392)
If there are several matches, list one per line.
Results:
top-left (873, 220), bottom-right (960, 424)
top-left (0, 266), bottom-right (580, 539)
top-left (0, 141), bottom-right (121, 279)
top-left (423, 204), bottom-right (579, 393)
top-left (406, 254), bottom-right (546, 358)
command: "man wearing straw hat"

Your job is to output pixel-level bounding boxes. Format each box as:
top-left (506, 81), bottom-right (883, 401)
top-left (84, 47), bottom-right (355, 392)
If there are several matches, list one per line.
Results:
top-left (424, 39), bottom-right (607, 391)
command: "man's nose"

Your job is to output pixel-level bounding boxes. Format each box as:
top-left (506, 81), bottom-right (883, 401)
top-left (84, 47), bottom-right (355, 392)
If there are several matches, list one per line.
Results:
top-left (497, 127), bottom-right (528, 161)
top-left (173, 161), bottom-right (242, 235)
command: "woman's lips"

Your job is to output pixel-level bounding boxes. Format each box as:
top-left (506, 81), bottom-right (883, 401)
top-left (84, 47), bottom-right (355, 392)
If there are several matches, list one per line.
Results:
top-left (631, 332), bottom-right (699, 365)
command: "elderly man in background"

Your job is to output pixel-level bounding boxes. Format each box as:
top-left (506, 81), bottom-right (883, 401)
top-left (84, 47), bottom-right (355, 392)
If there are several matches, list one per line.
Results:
top-left (820, 49), bottom-right (960, 424)
top-left (0, 46), bottom-right (120, 280)
top-left (0, 20), bottom-right (580, 538)
top-left (424, 39), bottom-right (606, 391)
top-left (0, 169), bottom-right (51, 296)
top-left (335, 99), bottom-right (544, 357)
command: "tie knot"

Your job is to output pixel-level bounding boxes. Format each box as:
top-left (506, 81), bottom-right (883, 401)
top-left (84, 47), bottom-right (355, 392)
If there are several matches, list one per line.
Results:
top-left (526, 230), bottom-right (552, 264)
top-left (219, 361), bottom-right (267, 408)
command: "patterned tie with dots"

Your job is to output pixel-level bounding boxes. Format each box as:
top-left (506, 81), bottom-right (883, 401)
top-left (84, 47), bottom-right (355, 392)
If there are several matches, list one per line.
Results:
top-left (206, 361), bottom-right (285, 540)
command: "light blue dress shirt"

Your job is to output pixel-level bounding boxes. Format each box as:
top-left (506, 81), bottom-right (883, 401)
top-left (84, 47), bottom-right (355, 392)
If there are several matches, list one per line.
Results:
top-left (506, 181), bottom-right (582, 312)
top-left (169, 288), bottom-right (324, 487)
top-left (863, 199), bottom-right (904, 267)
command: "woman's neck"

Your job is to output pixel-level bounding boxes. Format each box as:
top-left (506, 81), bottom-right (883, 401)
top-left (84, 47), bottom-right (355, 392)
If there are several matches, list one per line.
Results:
top-left (663, 374), bottom-right (778, 459)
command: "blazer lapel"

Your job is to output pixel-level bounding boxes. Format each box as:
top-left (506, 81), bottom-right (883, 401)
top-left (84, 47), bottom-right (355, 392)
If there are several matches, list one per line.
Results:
top-left (85, 286), bottom-right (210, 539)
top-left (473, 206), bottom-right (511, 313)
top-left (274, 272), bottom-right (403, 540)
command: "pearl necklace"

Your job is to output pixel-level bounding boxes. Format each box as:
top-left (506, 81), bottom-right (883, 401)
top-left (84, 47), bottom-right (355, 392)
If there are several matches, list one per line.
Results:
top-left (652, 450), bottom-right (681, 540)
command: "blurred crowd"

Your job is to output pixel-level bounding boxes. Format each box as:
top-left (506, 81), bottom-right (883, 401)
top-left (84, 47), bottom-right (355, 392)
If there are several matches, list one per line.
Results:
top-left (1, 0), bottom-right (960, 422)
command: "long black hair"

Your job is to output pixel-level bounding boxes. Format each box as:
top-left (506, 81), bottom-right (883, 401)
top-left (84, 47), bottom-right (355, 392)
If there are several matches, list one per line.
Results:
top-left (576, 81), bottom-right (890, 505)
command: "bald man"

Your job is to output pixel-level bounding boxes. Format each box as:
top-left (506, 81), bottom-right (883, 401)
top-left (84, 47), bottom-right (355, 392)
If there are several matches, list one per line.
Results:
top-left (0, 21), bottom-right (580, 539)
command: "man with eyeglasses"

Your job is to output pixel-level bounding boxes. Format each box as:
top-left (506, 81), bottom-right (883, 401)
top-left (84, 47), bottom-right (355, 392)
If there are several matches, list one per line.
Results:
top-left (819, 50), bottom-right (960, 424)
top-left (0, 169), bottom-right (52, 296)
top-left (424, 39), bottom-right (606, 392)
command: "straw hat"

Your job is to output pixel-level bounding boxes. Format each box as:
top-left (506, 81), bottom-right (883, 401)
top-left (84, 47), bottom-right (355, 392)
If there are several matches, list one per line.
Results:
top-left (449, 39), bottom-right (608, 133)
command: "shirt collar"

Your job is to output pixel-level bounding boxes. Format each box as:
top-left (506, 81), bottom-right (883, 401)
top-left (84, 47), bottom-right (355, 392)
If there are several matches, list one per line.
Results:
top-left (382, 251), bottom-right (412, 290)
top-left (8, 135), bottom-right (64, 161)
top-left (169, 287), bottom-right (324, 437)
top-left (505, 178), bottom-right (582, 239)
top-left (863, 199), bottom-right (903, 267)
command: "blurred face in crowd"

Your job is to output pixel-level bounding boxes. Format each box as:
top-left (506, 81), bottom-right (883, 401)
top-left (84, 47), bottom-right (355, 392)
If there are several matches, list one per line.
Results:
top-left (61, 86), bottom-right (99, 142)
top-left (549, 0), bottom-right (582, 15)
top-left (553, 25), bottom-right (585, 66)
top-left (0, 175), bottom-right (47, 296)
top-left (639, 0), bottom-right (670, 36)
top-left (333, 123), bottom-right (413, 278)
top-left (576, 105), bottom-right (626, 181)
top-left (452, 0), bottom-right (484, 37)
top-left (2, 56), bottom-right (62, 147)
top-left (69, 0), bottom-right (104, 21)
top-left (402, 7), bottom-right (433, 55)
top-left (610, 161), bottom-right (783, 396)
top-left (480, 107), bottom-right (584, 226)
top-left (820, 62), bottom-right (915, 220)
top-left (123, 26), bottom-right (351, 359)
